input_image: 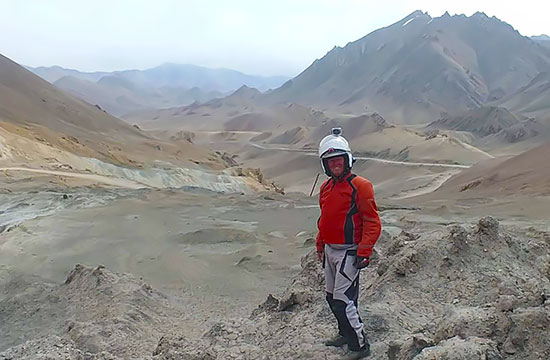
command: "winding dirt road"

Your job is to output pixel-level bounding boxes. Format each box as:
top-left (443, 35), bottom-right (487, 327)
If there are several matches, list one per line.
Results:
top-left (249, 142), bottom-right (472, 169)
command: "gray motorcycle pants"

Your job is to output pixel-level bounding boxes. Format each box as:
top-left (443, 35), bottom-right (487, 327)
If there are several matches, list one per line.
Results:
top-left (323, 244), bottom-right (367, 351)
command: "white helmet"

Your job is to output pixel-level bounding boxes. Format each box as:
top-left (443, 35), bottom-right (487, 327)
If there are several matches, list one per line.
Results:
top-left (319, 127), bottom-right (354, 176)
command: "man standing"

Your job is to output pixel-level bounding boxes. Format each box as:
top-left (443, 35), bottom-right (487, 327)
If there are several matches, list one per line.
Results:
top-left (316, 128), bottom-right (381, 359)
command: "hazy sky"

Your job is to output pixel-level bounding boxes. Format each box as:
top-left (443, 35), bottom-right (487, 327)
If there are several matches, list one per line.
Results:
top-left (1, 0), bottom-right (549, 76)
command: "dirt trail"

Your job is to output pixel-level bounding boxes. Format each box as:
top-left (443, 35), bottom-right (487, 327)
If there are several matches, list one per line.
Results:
top-left (389, 171), bottom-right (460, 199)
top-left (249, 143), bottom-right (471, 169)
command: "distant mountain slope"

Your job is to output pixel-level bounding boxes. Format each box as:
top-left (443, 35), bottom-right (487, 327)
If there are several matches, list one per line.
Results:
top-left (28, 65), bottom-right (109, 83)
top-left (486, 118), bottom-right (550, 144)
top-left (0, 53), bottom-right (213, 168)
top-left (266, 11), bottom-right (550, 124)
top-left (29, 63), bottom-right (290, 93)
top-left (123, 85), bottom-right (328, 131)
top-left (426, 106), bottom-right (525, 137)
top-left (493, 71), bottom-right (550, 119)
top-left (109, 63), bottom-right (289, 92)
top-left (531, 34), bottom-right (550, 48)
top-left (308, 113), bottom-right (393, 142)
top-left (54, 75), bottom-right (222, 117)
top-left (1, 55), bottom-right (139, 135)
top-left (29, 64), bottom-right (288, 117)
top-left (429, 142), bottom-right (550, 196)
top-left (425, 106), bottom-right (550, 153)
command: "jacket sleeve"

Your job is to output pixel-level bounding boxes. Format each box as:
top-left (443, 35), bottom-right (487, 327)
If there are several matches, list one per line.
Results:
top-left (315, 182), bottom-right (326, 254)
top-left (356, 179), bottom-right (381, 258)
top-left (316, 228), bottom-right (324, 254)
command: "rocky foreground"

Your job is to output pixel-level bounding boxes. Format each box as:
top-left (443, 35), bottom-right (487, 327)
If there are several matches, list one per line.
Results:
top-left (1, 217), bottom-right (549, 359)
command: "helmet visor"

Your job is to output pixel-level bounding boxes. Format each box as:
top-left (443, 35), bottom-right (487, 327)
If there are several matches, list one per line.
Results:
top-left (320, 148), bottom-right (347, 159)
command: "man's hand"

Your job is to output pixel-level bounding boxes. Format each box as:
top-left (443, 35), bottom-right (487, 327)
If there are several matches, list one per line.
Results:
top-left (317, 250), bottom-right (323, 262)
top-left (354, 256), bottom-right (369, 269)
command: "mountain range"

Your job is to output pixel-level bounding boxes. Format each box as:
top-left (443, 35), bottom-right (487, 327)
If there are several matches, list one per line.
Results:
top-left (27, 11), bottom-right (550, 128)
top-left (118, 10), bottom-right (550, 194)
top-left (28, 63), bottom-right (290, 116)
top-left (30, 63), bottom-right (289, 92)
top-left (265, 11), bottom-right (550, 124)
top-left (531, 34), bottom-right (550, 48)
top-left (16, 9), bottom-right (550, 162)
top-left (0, 53), bottom-right (215, 169)
top-left (52, 75), bottom-right (223, 117)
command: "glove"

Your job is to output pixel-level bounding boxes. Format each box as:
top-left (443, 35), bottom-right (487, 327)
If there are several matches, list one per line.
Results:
top-left (354, 256), bottom-right (369, 269)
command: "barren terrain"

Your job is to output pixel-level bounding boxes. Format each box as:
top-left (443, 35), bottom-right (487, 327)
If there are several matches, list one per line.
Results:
top-left (2, 9), bottom-right (550, 359)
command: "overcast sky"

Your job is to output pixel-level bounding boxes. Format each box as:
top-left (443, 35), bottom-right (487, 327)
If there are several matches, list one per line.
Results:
top-left (1, 0), bottom-right (549, 77)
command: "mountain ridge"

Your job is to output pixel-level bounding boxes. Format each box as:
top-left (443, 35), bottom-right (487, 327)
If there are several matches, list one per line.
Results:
top-left (265, 10), bottom-right (550, 124)
top-left (29, 63), bottom-right (290, 92)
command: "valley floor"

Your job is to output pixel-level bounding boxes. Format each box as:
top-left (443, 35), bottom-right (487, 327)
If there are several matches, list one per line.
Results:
top-left (1, 168), bottom-right (549, 358)
top-left (1, 134), bottom-right (549, 359)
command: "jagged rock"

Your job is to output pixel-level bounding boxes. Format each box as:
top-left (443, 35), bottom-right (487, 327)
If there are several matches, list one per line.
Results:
top-left (400, 231), bottom-right (420, 242)
top-left (387, 335), bottom-right (434, 360)
top-left (0, 264), bottom-right (183, 359)
top-left (538, 256), bottom-right (550, 281)
top-left (220, 152), bottom-right (238, 167)
top-left (434, 307), bottom-right (510, 343)
top-left (251, 294), bottom-right (280, 316)
top-left (414, 336), bottom-right (502, 360)
top-left (263, 294), bottom-right (280, 310)
top-left (495, 295), bottom-right (521, 312)
top-left (394, 249), bottom-right (419, 276)
top-left (0, 336), bottom-right (117, 359)
top-left (448, 225), bottom-right (468, 253)
top-left (364, 313), bottom-right (390, 333)
top-left (476, 216), bottom-right (499, 238)
top-left (232, 167), bottom-right (285, 194)
top-left (293, 249), bottom-right (324, 291)
top-left (153, 336), bottom-right (216, 360)
top-left (502, 307), bottom-right (550, 357)
top-left (376, 259), bottom-right (390, 276)
top-left (278, 290), bottom-right (313, 311)
top-left (386, 232), bottom-right (419, 257)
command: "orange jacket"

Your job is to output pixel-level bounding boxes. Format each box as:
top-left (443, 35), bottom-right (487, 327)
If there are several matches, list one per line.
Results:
top-left (316, 173), bottom-right (381, 258)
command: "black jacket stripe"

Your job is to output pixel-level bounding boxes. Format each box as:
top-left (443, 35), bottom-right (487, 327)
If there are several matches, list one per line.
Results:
top-left (320, 178), bottom-right (333, 193)
top-left (344, 175), bottom-right (358, 244)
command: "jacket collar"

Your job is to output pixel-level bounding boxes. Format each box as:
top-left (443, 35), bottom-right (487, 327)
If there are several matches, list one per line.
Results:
top-left (331, 171), bottom-right (354, 183)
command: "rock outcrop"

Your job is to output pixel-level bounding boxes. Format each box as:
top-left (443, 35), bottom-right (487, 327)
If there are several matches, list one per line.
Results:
top-left (154, 217), bottom-right (550, 359)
